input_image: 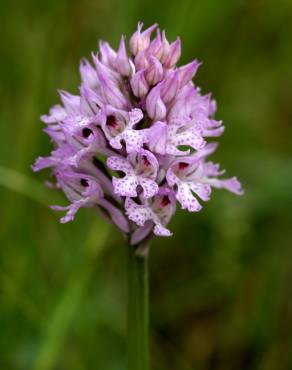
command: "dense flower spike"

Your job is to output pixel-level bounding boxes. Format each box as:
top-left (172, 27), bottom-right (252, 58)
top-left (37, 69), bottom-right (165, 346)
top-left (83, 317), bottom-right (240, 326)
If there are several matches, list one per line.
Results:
top-left (33, 23), bottom-right (243, 245)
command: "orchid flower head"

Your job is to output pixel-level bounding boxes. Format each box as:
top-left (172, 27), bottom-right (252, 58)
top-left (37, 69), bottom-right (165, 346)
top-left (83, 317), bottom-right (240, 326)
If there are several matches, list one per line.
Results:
top-left (33, 22), bottom-right (243, 245)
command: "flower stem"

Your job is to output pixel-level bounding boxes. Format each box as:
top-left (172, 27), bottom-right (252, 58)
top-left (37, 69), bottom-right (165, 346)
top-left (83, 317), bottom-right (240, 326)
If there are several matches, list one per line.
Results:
top-left (127, 244), bottom-right (149, 370)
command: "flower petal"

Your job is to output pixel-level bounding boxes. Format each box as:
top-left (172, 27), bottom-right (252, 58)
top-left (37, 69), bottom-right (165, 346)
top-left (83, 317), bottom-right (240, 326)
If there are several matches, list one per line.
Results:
top-left (153, 224), bottom-right (172, 236)
top-left (125, 198), bottom-right (153, 226)
top-left (176, 181), bottom-right (202, 212)
top-left (139, 177), bottom-right (159, 198)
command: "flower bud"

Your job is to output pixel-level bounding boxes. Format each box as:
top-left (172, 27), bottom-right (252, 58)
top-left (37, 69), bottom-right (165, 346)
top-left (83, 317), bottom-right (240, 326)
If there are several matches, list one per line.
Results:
top-left (94, 56), bottom-right (129, 109)
top-left (99, 41), bottom-right (117, 69)
top-left (92, 52), bottom-right (120, 84)
top-left (148, 121), bottom-right (167, 154)
top-left (164, 37), bottom-right (181, 68)
top-left (178, 60), bottom-right (201, 87)
top-left (146, 84), bottom-right (166, 121)
top-left (134, 49), bottom-right (150, 70)
top-left (59, 90), bottom-right (80, 112)
top-left (156, 31), bottom-right (170, 64)
top-left (116, 36), bottom-right (133, 77)
top-left (79, 59), bottom-right (99, 90)
top-left (147, 30), bottom-right (162, 55)
top-left (129, 22), bottom-right (157, 56)
top-left (130, 70), bottom-right (149, 98)
top-left (145, 56), bottom-right (163, 86)
top-left (160, 70), bottom-right (180, 103)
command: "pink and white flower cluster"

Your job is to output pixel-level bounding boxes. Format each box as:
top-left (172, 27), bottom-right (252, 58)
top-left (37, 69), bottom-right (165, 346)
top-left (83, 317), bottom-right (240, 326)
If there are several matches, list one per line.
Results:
top-left (33, 23), bottom-right (243, 245)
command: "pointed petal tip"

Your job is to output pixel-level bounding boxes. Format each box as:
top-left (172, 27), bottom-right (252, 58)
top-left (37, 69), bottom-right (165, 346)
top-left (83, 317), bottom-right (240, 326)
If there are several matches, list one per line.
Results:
top-left (143, 23), bottom-right (158, 34)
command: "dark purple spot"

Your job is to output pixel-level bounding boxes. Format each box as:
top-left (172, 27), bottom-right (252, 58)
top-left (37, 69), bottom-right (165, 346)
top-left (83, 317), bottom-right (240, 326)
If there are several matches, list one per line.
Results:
top-left (82, 128), bottom-right (92, 138)
top-left (80, 178), bottom-right (89, 187)
top-left (179, 162), bottom-right (189, 170)
top-left (106, 115), bottom-right (117, 128)
top-left (161, 195), bottom-right (170, 207)
top-left (142, 156), bottom-right (150, 167)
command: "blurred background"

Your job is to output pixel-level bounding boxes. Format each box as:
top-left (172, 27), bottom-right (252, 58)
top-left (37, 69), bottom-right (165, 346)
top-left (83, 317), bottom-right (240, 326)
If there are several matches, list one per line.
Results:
top-left (1, 0), bottom-right (292, 369)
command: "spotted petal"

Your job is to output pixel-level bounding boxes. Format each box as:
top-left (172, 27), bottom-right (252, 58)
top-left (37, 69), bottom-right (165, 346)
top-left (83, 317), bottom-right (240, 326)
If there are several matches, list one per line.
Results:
top-left (112, 176), bottom-right (139, 197)
top-left (125, 198), bottom-right (172, 237)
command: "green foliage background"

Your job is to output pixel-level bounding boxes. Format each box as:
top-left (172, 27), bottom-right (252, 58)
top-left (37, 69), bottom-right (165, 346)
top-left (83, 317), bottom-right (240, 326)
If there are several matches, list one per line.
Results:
top-left (1, 0), bottom-right (292, 369)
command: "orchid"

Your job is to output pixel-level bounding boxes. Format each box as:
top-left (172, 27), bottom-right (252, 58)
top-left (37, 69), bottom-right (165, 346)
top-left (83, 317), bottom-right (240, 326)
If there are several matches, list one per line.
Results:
top-left (33, 22), bottom-right (243, 246)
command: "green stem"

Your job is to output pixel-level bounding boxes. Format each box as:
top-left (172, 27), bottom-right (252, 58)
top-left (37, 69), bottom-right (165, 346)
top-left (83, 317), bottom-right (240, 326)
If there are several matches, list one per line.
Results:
top-left (127, 244), bottom-right (149, 370)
